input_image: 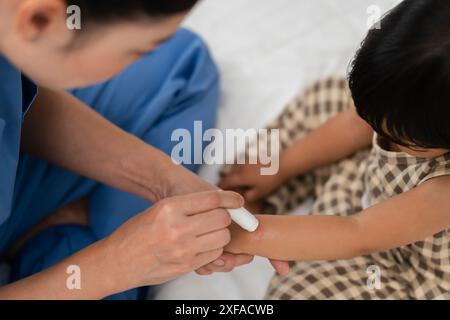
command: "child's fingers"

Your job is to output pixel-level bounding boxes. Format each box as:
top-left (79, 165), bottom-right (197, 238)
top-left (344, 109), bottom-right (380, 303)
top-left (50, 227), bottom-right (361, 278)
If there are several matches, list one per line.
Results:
top-left (212, 253), bottom-right (254, 273)
top-left (219, 164), bottom-right (239, 178)
top-left (270, 259), bottom-right (290, 276)
top-left (219, 174), bottom-right (251, 190)
top-left (193, 249), bottom-right (224, 271)
top-left (195, 253), bottom-right (254, 275)
top-left (244, 188), bottom-right (263, 202)
top-left (219, 165), bottom-right (242, 179)
top-left (195, 266), bottom-right (212, 275)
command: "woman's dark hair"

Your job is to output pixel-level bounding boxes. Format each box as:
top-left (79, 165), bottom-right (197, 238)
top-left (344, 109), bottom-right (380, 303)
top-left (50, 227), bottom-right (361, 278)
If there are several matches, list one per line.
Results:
top-left (349, 0), bottom-right (450, 149)
top-left (67, 0), bottom-right (199, 24)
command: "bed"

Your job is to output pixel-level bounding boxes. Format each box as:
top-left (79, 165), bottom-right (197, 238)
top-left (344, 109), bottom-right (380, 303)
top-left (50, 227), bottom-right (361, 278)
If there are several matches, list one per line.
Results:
top-left (154, 0), bottom-right (399, 300)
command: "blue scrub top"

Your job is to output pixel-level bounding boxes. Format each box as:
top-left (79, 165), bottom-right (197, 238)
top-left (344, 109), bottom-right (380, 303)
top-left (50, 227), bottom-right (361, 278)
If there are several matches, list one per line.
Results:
top-left (0, 55), bottom-right (38, 225)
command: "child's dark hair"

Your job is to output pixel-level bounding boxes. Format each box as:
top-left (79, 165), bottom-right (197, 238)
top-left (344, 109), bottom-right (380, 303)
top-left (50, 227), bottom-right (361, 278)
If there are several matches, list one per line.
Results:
top-left (67, 0), bottom-right (198, 24)
top-left (349, 0), bottom-right (450, 150)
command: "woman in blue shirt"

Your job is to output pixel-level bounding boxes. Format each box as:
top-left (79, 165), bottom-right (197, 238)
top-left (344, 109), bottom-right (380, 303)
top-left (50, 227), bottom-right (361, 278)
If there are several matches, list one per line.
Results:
top-left (0, 0), bottom-right (273, 299)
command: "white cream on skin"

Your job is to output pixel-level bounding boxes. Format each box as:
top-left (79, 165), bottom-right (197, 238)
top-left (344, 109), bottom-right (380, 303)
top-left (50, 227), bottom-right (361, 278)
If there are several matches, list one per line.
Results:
top-left (227, 207), bottom-right (260, 232)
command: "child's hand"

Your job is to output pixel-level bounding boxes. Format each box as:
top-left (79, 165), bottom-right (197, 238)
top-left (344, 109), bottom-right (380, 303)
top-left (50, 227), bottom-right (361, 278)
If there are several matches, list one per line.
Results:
top-left (219, 164), bottom-right (286, 202)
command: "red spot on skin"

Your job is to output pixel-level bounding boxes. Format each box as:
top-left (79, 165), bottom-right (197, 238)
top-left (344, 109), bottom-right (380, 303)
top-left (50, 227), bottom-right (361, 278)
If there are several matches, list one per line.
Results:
top-left (253, 223), bottom-right (266, 241)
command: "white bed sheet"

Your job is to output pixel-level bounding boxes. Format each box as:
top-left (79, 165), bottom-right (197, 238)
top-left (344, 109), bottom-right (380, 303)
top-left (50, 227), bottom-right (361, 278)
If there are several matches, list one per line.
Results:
top-left (155, 0), bottom-right (399, 300)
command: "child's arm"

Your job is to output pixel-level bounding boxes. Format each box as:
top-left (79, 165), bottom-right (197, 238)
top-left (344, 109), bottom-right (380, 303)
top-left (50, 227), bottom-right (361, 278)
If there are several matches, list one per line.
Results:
top-left (220, 108), bottom-right (373, 201)
top-left (276, 108), bottom-right (373, 184)
top-left (226, 176), bottom-right (450, 261)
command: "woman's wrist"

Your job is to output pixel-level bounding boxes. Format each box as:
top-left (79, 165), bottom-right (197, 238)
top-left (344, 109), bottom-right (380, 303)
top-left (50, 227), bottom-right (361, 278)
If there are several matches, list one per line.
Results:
top-left (118, 139), bottom-right (176, 202)
top-left (72, 238), bottom-right (125, 299)
top-left (119, 137), bottom-right (214, 202)
top-left (92, 238), bottom-right (127, 297)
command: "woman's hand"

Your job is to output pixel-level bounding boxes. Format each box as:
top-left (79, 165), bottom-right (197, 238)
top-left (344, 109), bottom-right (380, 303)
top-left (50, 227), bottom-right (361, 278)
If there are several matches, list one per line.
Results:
top-left (0, 190), bottom-right (244, 299)
top-left (104, 190), bottom-right (244, 293)
top-left (163, 167), bottom-right (290, 276)
top-left (161, 167), bottom-right (275, 274)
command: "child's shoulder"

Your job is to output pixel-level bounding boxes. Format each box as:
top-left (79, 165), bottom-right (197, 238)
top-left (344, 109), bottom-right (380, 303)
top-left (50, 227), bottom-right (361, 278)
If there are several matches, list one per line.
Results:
top-left (419, 153), bottom-right (450, 187)
top-left (420, 173), bottom-right (450, 189)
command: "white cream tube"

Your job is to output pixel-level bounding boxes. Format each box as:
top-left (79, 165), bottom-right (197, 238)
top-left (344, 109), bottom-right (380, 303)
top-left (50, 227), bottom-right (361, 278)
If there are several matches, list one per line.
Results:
top-left (227, 208), bottom-right (260, 232)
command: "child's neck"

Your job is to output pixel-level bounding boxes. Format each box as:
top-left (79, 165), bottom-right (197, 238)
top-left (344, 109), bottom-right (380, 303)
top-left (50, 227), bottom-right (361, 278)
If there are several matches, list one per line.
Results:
top-left (389, 142), bottom-right (449, 158)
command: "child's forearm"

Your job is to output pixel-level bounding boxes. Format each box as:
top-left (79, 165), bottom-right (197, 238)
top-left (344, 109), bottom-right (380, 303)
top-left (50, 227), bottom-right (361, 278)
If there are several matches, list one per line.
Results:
top-left (278, 109), bottom-right (373, 180)
top-left (227, 215), bottom-right (364, 261)
top-left (227, 178), bottom-right (450, 261)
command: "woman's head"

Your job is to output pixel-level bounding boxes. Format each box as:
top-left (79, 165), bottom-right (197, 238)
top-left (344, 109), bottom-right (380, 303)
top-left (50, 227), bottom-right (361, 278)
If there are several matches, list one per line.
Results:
top-left (0, 0), bottom-right (198, 88)
top-left (349, 0), bottom-right (450, 156)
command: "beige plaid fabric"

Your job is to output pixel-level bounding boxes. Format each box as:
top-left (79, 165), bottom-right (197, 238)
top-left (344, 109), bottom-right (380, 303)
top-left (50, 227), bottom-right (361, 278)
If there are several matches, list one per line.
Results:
top-left (255, 76), bottom-right (450, 300)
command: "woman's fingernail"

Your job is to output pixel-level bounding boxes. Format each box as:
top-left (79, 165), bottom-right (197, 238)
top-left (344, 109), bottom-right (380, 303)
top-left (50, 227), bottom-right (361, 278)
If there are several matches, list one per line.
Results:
top-left (213, 259), bottom-right (226, 267)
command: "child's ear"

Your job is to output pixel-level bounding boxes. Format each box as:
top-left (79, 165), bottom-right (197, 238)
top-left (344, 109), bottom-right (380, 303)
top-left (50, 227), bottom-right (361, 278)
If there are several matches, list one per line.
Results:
top-left (15, 0), bottom-right (70, 44)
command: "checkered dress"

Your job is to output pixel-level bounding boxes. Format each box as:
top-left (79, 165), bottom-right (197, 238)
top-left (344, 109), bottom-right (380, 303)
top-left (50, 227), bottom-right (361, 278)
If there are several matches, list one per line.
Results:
top-left (256, 77), bottom-right (450, 300)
